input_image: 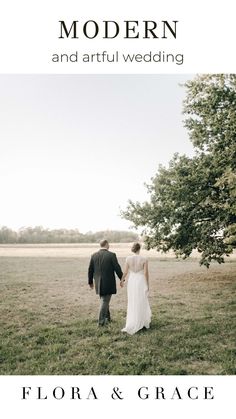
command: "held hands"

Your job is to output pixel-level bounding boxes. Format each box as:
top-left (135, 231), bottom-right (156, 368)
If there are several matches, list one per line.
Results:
top-left (120, 279), bottom-right (125, 288)
top-left (89, 283), bottom-right (94, 289)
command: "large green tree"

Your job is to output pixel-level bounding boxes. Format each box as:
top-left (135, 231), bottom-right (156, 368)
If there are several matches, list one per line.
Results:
top-left (122, 74), bottom-right (236, 267)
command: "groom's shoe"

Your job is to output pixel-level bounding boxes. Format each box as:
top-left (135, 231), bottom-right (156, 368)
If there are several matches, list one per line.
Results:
top-left (98, 319), bottom-right (107, 327)
top-left (98, 318), bottom-right (110, 327)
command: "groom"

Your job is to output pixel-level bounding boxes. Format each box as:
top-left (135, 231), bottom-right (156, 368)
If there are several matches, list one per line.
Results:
top-left (88, 239), bottom-right (123, 326)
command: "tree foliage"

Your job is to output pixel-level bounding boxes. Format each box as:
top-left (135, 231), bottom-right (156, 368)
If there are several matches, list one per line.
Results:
top-left (122, 74), bottom-right (236, 267)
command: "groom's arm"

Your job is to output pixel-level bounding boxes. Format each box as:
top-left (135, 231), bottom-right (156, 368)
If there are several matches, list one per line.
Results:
top-left (88, 256), bottom-right (94, 288)
top-left (120, 261), bottom-right (129, 287)
top-left (112, 253), bottom-right (123, 280)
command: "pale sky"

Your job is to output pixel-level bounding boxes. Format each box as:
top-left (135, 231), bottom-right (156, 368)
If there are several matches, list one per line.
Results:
top-left (0, 74), bottom-right (195, 232)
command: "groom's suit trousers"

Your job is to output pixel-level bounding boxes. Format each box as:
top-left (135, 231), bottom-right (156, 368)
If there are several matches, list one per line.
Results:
top-left (99, 294), bottom-right (112, 325)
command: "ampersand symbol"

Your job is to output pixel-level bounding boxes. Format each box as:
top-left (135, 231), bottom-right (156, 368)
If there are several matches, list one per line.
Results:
top-left (111, 387), bottom-right (123, 400)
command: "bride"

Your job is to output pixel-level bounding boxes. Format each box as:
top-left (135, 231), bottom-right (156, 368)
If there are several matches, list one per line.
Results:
top-left (121, 242), bottom-right (151, 335)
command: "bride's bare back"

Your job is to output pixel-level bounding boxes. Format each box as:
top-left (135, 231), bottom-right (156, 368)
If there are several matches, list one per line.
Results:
top-left (126, 255), bottom-right (147, 273)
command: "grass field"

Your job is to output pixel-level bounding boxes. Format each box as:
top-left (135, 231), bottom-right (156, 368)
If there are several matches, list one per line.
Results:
top-left (0, 244), bottom-right (235, 375)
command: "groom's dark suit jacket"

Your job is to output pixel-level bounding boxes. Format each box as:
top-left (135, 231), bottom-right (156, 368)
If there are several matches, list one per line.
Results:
top-left (88, 249), bottom-right (123, 296)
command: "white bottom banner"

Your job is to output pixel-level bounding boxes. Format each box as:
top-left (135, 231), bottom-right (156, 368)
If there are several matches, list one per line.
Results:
top-left (0, 375), bottom-right (234, 418)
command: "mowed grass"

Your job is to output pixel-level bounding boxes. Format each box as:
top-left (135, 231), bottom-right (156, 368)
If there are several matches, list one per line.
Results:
top-left (0, 246), bottom-right (235, 375)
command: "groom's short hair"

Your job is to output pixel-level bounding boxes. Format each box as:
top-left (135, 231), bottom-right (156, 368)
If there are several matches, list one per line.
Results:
top-left (100, 239), bottom-right (109, 248)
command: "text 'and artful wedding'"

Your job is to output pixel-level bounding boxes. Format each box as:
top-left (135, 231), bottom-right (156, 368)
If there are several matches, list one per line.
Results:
top-left (52, 50), bottom-right (184, 65)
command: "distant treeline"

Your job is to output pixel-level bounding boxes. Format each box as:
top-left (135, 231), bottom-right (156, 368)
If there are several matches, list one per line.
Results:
top-left (0, 226), bottom-right (139, 244)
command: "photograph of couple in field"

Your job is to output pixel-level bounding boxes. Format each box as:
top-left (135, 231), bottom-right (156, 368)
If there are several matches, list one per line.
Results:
top-left (0, 74), bottom-right (235, 375)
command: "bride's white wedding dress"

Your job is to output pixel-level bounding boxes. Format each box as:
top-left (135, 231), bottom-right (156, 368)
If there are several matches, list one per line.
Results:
top-left (122, 255), bottom-right (151, 335)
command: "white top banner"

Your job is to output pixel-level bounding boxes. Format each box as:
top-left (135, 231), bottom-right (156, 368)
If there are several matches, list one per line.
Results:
top-left (0, 0), bottom-right (235, 73)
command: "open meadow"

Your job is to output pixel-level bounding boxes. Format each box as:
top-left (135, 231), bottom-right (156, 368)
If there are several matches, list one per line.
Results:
top-left (0, 244), bottom-right (235, 375)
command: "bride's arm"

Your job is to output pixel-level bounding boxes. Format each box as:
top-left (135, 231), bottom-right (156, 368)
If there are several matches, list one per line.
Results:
top-left (144, 260), bottom-right (149, 290)
top-left (120, 261), bottom-right (129, 287)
